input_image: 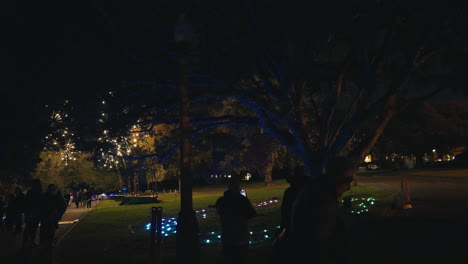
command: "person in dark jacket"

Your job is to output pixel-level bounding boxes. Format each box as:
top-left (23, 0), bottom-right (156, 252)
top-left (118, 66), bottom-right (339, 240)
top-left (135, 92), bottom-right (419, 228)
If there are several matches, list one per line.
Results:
top-left (272, 167), bottom-right (308, 264)
top-left (86, 190), bottom-right (92, 208)
top-left (79, 190), bottom-right (86, 208)
top-left (5, 192), bottom-right (16, 232)
top-left (280, 167), bottom-right (308, 231)
top-left (0, 192), bottom-right (5, 232)
top-left (39, 184), bottom-right (67, 248)
top-left (215, 175), bottom-right (257, 264)
top-left (73, 191), bottom-right (81, 208)
top-left (22, 179), bottom-right (44, 248)
top-left (64, 191), bottom-right (71, 207)
top-left (13, 187), bottom-right (26, 232)
top-left (287, 156), bottom-right (355, 264)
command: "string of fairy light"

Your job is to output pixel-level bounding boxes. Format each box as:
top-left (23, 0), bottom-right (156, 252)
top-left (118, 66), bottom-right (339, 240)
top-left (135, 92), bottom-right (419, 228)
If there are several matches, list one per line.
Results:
top-left (143, 196), bottom-right (377, 245)
top-left (43, 100), bottom-right (79, 166)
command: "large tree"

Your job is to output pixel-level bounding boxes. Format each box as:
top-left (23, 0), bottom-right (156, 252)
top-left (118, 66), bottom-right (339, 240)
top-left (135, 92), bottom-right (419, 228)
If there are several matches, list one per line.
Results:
top-left (64, 1), bottom-right (467, 262)
top-left (101, 1), bottom-right (467, 177)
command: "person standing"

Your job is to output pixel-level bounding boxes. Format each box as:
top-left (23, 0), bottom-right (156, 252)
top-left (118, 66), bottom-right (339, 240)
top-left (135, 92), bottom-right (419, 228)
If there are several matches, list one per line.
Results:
top-left (39, 184), bottom-right (67, 248)
top-left (22, 179), bottom-right (44, 248)
top-left (287, 156), bottom-right (355, 264)
top-left (5, 192), bottom-right (16, 232)
top-left (280, 167), bottom-right (308, 231)
top-left (272, 167), bottom-right (308, 263)
top-left (215, 175), bottom-right (257, 264)
top-left (13, 187), bottom-right (26, 233)
top-left (0, 191), bottom-right (5, 232)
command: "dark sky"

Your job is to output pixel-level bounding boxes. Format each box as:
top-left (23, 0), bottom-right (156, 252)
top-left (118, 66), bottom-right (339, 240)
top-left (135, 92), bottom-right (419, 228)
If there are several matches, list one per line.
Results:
top-left (10, 1), bottom-right (468, 165)
top-left (15, 1), bottom-right (468, 108)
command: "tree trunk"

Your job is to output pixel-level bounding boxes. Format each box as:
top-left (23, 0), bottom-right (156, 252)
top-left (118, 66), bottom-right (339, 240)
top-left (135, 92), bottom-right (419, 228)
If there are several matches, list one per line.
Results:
top-left (175, 40), bottom-right (200, 264)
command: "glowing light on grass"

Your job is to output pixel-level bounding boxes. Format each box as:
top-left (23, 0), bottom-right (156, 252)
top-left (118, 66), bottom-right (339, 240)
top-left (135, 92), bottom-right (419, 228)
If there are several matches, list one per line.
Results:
top-left (144, 199), bottom-right (285, 246)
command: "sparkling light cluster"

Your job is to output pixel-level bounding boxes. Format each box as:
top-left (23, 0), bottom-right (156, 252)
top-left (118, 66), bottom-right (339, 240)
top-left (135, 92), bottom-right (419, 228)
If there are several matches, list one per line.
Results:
top-left (43, 101), bottom-right (78, 166)
top-left (145, 199), bottom-right (281, 246)
top-left (341, 197), bottom-right (376, 215)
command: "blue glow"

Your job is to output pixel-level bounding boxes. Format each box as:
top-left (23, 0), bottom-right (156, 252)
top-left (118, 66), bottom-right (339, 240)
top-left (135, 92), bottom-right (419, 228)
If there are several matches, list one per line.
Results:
top-left (142, 198), bottom-right (322, 246)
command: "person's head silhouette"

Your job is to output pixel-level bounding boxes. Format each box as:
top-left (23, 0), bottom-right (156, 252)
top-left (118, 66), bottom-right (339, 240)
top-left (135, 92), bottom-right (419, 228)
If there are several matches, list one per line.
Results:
top-left (31, 179), bottom-right (42, 191)
top-left (322, 156), bottom-right (355, 197)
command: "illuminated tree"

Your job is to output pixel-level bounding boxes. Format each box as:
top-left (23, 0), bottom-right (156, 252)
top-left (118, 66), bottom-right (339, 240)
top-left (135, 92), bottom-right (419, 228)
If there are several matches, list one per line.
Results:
top-left (34, 100), bottom-right (79, 189)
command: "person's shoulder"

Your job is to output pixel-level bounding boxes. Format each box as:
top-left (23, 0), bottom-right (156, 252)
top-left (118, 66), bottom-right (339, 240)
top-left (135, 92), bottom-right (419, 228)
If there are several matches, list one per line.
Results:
top-left (215, 195), bottom-right (224, 204)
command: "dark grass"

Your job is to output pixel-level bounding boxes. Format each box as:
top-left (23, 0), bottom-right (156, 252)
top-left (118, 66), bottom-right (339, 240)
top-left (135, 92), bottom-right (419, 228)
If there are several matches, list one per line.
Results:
top-left (56, 179), bottom-right (392, 264)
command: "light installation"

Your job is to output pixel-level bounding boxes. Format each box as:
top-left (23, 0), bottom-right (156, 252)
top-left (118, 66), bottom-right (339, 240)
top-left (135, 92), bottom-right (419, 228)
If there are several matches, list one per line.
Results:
top-left (145, 199), bottom-right (284, 245)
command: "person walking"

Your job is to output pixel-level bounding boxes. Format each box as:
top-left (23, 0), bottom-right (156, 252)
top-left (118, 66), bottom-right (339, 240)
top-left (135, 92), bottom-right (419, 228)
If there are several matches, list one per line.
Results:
top-left (73, 191), bottom-right (81, 208)
top-left (22, 179), bottom-right (44, 248)
top-left (64, 191), bottom-right (71, 207)
top-left (215, 175), bottom-right (257, 264)
top-left (39, 184), bottom-right (67, 248)
top-left (86, 190), bottom-right (92, 208)
top-left (79, 190), bottom-right (86, 208)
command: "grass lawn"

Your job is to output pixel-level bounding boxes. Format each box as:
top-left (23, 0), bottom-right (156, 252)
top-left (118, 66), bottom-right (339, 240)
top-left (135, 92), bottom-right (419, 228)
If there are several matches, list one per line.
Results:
top-left (56, 179), bottom-right (392, 264)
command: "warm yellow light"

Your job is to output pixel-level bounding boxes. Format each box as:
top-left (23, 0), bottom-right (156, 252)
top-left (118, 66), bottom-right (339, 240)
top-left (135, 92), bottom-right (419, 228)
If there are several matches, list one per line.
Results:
top-left (364, 155), bottom-right (372, 163)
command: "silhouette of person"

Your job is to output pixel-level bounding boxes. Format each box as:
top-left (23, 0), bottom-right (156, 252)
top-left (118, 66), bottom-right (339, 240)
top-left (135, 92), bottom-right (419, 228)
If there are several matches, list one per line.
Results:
top-left (13, 187), bottom-right (26, 233)
top-left (79, 189), bottom-right (86, 208)
top-left (280, 166), bottom-right (308, 231)
top-left (22, 179), bottom-right (44, 248)
top-left (288, 156), bottom-right (355, 263)
top-left (215, 175), bottom-right (257, 264)
top-left (39, 184), bottom-right (67, 248)
top-left (0, 191), bottom-right (5, 232)
top-left (86, 190), bottom-right (92, 208)
top-left (272, 167), bottom-right (308, 263)
top-left (64, 191), bottom-right (71, 207)
top-left (5, 192), bottom-right (16, 232)
top-left (74, 191), bottom-right (81, 208)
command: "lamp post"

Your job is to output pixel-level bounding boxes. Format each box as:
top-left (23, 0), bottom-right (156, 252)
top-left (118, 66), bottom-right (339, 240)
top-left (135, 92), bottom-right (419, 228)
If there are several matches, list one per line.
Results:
top-left (174, 13), bottom-right (200, 264)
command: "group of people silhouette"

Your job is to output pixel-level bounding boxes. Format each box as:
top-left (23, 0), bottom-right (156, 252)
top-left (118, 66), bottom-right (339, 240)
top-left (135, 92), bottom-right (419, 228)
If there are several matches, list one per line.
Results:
top-left (70, 189), bottom-right (93, 208)
top-left (215, 156), bottom-right (356, 264)
top-left (0, 179), bottom-right (67, 249)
